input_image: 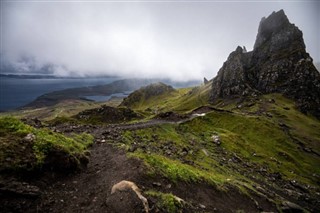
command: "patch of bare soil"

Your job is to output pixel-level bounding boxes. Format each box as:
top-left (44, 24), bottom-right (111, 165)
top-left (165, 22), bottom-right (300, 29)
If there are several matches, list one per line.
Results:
top-left (0, 140), bottom-right (278, 213)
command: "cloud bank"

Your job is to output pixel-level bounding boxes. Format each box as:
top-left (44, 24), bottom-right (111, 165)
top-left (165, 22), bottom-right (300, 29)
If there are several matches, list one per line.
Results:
top-left (1, 1), bottom-right (319, 81)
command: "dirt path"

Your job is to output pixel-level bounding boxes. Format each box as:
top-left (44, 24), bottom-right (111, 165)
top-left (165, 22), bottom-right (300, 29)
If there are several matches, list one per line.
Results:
top-left (1, 109), bottom-right (279, 213)
top-left (30, 143), bottom-right (276, 213)
top-left (16, 143), bottom-right (147, 213)
top-left (0, 144), bottom-right (145, 213)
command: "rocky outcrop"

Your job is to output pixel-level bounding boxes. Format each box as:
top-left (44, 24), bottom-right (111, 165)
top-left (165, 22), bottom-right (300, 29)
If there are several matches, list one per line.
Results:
top-left (210, 10), bottom-right (320, 118)
top-left (204, 77), bottom-right (209, 84)
top-left (121, 82), bottom-right (175, 107)
top-left (75, 105), bottom-right (141, 124)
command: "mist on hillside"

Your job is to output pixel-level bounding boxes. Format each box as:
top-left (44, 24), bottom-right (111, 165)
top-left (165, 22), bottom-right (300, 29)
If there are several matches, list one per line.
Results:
top-left (1, 1), bottom-right (319, 81)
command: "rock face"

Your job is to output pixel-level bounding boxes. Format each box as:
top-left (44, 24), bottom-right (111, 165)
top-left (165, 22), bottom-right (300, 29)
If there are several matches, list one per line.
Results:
top-left (210, 10), bottom-right (320, 117)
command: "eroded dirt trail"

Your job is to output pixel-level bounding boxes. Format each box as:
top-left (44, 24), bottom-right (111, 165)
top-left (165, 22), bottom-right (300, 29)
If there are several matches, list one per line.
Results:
top-left (1, 109), bottom-right (279, 213)
top-left (34, 143), bottom-right (146, 213)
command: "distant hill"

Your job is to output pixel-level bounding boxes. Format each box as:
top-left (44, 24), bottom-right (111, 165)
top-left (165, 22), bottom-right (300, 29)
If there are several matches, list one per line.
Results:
top-left (120, 82), bottom-right (175, 108)
top-left (23, 79), bottom-right (157, 108)
top-left (0, 73), bottom-right (117, 79)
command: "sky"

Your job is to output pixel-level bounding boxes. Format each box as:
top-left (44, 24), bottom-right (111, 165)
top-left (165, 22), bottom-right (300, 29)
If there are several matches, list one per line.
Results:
top-left (1, 0), bottom-right (319, 81)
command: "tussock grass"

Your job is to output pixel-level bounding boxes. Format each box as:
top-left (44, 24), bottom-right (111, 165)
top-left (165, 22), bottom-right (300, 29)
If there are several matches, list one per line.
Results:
top-left (0, 116), bottom-right (93, 172)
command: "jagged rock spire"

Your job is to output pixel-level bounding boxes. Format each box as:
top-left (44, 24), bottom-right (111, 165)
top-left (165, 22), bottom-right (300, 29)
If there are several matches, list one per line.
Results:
top-left (210, 10), bottom-right (320, 118)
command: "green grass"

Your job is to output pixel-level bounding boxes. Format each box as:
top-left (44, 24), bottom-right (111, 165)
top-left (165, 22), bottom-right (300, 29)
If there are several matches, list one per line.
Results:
top-left (183, 111), bottom-right (320, 185)
top-left (146, 190), bottom-right (184, 213)
top-left (0, 98), bottom-right (123, 121)
top-left (124, 83), bottom-right (211, 114)
top-left (121, 92), bottom-right (320, 191)
top-left (131, 152), bottom-right (226, 185)
top-left (0, 116), bottom-right (93, 172)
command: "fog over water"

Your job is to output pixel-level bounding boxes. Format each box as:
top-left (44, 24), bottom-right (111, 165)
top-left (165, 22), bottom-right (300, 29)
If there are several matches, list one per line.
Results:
top-left (1, 1), bottom-right (319, 81)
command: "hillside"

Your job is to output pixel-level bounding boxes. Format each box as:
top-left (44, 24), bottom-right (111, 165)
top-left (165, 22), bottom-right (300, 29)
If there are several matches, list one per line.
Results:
top-left (1, 10), bottom-right (320, 213)
top-left (23, 79), bottom-right (158, 108)
top-left (2, 87), bottom-right (319, 212)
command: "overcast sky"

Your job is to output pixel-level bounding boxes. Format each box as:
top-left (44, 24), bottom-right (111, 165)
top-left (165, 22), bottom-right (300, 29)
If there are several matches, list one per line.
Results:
top-left (1, 1), bottom-right (319, 81)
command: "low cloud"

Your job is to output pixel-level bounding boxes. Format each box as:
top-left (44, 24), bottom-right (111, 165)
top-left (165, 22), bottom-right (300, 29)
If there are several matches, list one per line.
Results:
top-left (1, 2), bottom-right (319, 81)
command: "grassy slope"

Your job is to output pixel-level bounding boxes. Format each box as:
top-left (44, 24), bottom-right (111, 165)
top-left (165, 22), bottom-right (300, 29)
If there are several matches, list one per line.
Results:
top-left (1, 81), bottom-right (319, 211)
top-left (115, 84), bottom-right (319, 210)
top-left (0, 116), bottom-right (93, 172)
top-left (122, 108), bottom-right (319, 185)
top-left (127, 82), bottom-right (212, 115)
top-left (1, 98), bottom-right (123, 121)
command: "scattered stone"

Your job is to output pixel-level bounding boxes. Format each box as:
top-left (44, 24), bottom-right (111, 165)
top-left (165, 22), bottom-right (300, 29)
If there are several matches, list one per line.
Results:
top-left (211, 135), bottom-right (221, 145)
top-left (152, 182), bottom-right (161, 187)
top-left (266, 112), bottom-right (273, 118)
top-left (246, 102), bottom-right (255, 107)
top-left (303, 147), bottom-right (312, 153)
top-left (281, 201), bottom-right (304, 213)
top-left (202, 149), bottom-right (209, 156)
top-left (290, 180), bottom-right (308, 193)
top-left (128, 144), bottom-right (138, 152)
top-left (278, 122), bottom-right (290, 128)
top-left (0, 180), bottom-right (41, 198)
top-left (199, 204), bottom-right (206, 209)
top-left (23, 133), bottom-right (36, 142)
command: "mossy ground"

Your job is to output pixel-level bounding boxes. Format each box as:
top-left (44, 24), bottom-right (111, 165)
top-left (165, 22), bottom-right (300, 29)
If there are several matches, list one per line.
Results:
top-left (123, 110), bottom-right (317, 185)
top-left (0, 116), bottom-right (93, 172)
top-left (146, 190), bottom-right (184, 213)
top-left (118, 91), bottom-right (319, 210)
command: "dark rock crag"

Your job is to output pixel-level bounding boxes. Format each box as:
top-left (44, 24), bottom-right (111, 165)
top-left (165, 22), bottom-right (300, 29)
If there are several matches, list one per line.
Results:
top-left (210, 10), bottom-right (320, 118)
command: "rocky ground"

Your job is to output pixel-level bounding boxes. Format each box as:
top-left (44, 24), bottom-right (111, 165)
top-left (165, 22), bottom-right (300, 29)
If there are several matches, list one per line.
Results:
top-left (0, 112), bottom-right (274, 213)
top-left (0, 138), bottom-right (277, 213)
top-left (2, 108), bottom-right (319, 212)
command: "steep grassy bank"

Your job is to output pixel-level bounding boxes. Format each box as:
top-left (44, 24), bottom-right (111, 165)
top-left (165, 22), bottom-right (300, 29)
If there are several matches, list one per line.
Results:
top-left (0, 116), bottom-right (93, 173)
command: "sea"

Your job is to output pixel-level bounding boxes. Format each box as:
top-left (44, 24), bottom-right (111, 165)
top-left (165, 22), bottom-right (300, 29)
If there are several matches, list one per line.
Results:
top-left (0, 76), bottom-right (202, 112)
top-left (0, 77), bottom-right (120, 111)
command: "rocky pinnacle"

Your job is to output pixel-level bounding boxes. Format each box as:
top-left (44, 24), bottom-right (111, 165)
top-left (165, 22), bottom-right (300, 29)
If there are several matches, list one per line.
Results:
top-left (210, 10), bottom-right (320, 118)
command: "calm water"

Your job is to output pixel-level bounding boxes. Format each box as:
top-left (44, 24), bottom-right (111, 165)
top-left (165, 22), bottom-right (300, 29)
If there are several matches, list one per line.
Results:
top-left (0, 77), bottom-right (120, 111)
top-left (84, 92), bottom-right (132, 102)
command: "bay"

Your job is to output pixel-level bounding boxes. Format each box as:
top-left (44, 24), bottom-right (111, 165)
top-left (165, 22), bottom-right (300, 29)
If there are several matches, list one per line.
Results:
top-left (0, 77), bottom-right (120, 111)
